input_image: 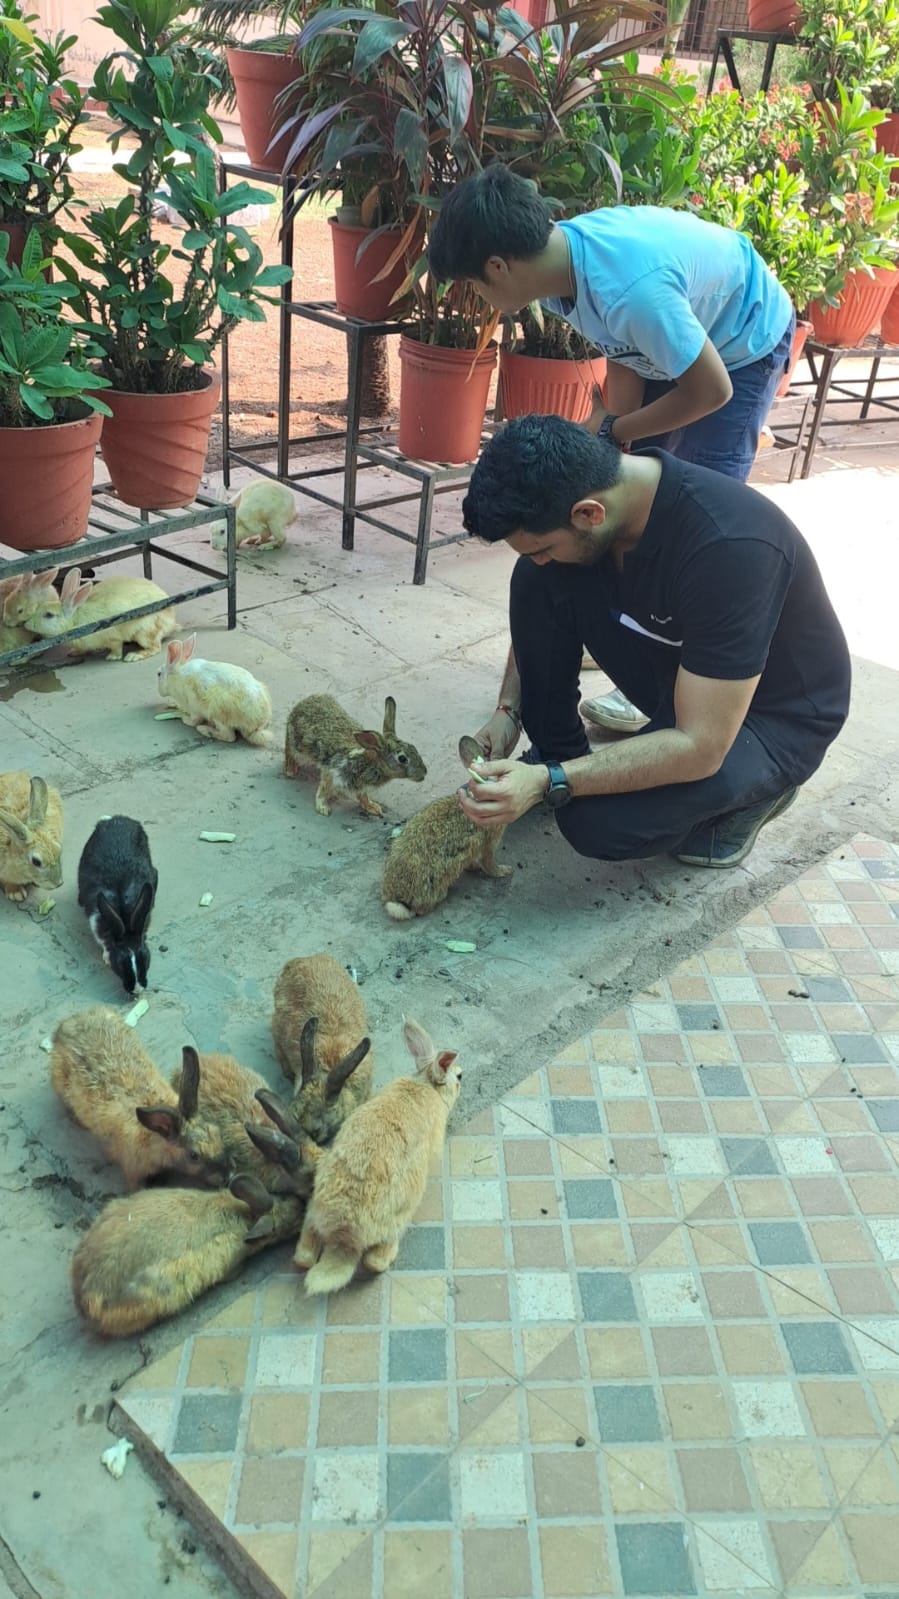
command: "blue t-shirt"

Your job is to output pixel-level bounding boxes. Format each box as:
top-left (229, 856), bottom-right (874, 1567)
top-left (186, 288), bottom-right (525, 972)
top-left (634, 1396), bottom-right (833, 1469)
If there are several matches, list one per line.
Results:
top-left (542, 207), bottom-right (792, 382)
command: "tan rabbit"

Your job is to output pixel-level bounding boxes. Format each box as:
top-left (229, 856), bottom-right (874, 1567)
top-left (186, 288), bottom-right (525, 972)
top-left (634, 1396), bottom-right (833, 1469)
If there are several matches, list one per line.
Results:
top-left (291, 1018), bottom-right (462, 1295)
top-left (158, 635), bottom-right (273, 746)
top-left (26, 567), bottom-right (177, 661)
top-left (71, 1175), bottom-right (306, 1337)
top-left (0, 569), bottom-right (58, 629)
top-left (210, 480), bottom-right (297, 551)
top-left (168, 1045), bottom-right (296, 1185)
top-left (383, 794), bottom-right (510, 920)
top-left (271, 954), bottom-right (372, 1141)
top-left (50, 1008), bottom-right (230, 1189)
top-left (0, 772), bottom-right (63, 902)
top-left (284, 693), bottom-right (427, 817)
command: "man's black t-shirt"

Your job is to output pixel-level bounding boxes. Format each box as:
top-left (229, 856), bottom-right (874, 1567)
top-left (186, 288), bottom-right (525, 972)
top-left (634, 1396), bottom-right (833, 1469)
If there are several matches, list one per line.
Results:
top-left (612, 451), bottom-right (851, 784)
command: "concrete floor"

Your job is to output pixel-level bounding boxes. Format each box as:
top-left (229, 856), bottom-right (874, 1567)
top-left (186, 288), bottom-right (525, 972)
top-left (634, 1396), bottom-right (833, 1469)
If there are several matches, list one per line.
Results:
top-left (1, 436), bottom-right (898, 1597)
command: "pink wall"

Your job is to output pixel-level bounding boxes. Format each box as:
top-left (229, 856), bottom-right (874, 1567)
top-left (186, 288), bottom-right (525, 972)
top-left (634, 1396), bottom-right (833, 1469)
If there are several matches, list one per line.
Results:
top-left (33, 0), bottom-right (109, 77)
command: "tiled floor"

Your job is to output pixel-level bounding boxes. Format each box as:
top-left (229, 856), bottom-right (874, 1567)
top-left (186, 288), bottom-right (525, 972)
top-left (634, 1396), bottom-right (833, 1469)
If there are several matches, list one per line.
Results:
top-left (116, 836), bottom-right (899, 1598)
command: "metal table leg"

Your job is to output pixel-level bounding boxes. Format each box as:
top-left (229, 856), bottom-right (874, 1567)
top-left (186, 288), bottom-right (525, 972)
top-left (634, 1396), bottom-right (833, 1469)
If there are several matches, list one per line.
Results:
top-left (413, 474), bottom-right (437, 586)
top-left (861, 353), bottom-right (881, 420)
top-left (276, 177), bottom-right (297, 481)
top-left (341, 324), bottom-right (365, 552)
top-left (800, 348), bottom-right (839, 479)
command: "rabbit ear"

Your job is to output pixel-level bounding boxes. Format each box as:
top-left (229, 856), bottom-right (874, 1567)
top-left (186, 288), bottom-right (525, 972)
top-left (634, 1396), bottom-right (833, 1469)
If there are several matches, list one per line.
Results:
top-left (355, 730), bottom-right (383, 756)
top-left (436, 1050), bottom-right (459, 1077)
top-left (403, 1017), bottom-right (437, 1067)
top-left (325, 1037), bottom-right (371, 1103)
top-left (383, 696), bottom-right (397, 736)
top-left (255, 1088), bottom-right (301, 1139)
top-left (0, 576), bottom-right (22, 618)
top-left (129, 882), bottom-right (153, 935)
top-left (72, 583), bottom-right (93, 610)
top-left (300, 1017), bottom-right (319, 1086)
top-left (60, 568), bottom-right (82, 610)
top-left (166, 639), bottom-right (182, 667)
top-left (230, 1173), bottom-right (273, 1217)
top-left (181, 634), bottom-right (197, 662)
top-left (97, 893), bottom-right (126, 941)
top-left (459, 735), bottom-right (484, 766)
top-left (0, 808), bottom-right (29, 844)
top-left (136, 1105), bottom-right (181, 1139)
top-left (28, 776), bottom-right (48, 826)
top-left (244, 1212), bottom-right (276, 1241)
top-left (178, 1046), bottom-right (201, 1120)
top-left (245, 1122), bottom-right (302, 1171)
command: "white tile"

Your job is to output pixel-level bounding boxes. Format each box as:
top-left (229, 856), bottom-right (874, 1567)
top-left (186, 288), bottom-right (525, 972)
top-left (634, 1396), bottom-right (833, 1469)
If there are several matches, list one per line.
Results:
top-left (513, 1271), bottom-right (576, 1323)
top-left (851, 1321), bottom-right (899, 1370)
top-left (773, 1137), bottom-right (837, 1175)
top-left (827, 860), bottom-right (868, 881)
top-left (311, 1453), bottom-right (381, 1522)
top-left (595, 1065), bottom-right (646, 1099)
top-left (733, 1381), bottom-right (805, 1438)
top-left (737, 926), bottom-right (783, 950)
top-left (708, 976), bottom-right (761, 1003)
top-left (809, 903), bottom-right (854, 925)
top-left (451, 1180), bottom-right (504, 1222)
top-left (882, 1034), bottom-right (899, 1061)
top-left (120, 1394), bottom-right (176, 1452)
top-left (782, 1033), bottom-right (838, 1065)
top-left (880, 952), bottom-right (899, 974)
top-left (639, 1272), bottom-right (704, 1323)
top-left (498, 1099), bottom-right (553, 1137)
top-left (665, 1138), bottom-right (725, 1176)
top-left (869, 1220), bottom-right (899, 1262)
top-left (630, 1002), bottom-right (679, 1032)
top-left (254, 1333), bottom-right (316, 1388)
top-left (695, 1521), bottom-right (776, 1591)
top-left (459, 1452), bottom-right (527, 1519)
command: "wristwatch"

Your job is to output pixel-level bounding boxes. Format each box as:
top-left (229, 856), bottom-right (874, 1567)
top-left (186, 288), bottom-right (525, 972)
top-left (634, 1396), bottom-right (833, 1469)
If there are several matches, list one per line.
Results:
top-left (597, 413), bottom-right (620, 447)
top-left (544, 761), bottom-right (572, 810)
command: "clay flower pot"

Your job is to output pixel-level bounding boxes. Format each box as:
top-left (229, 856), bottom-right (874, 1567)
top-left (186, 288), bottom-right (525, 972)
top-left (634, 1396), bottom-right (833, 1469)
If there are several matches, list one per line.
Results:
top-left (329, 220), bottom-right (411, 321)
top-left (747, 0), bottom-right (801, 31)
top-left (881, 278), bottom-right (899, 345)
top-left (499, 349), bottom-right (607, 423)
top-left (0, 409), bottom-right (103, 551)
top-left (809, 267), bottom-right (898, 347)
top-left (876, 112), bottom-right (899, 158)
top-left (226, 47), bottom-right (300, 171)
top-left (398, 338), bottom-right (497, 464)
top-left (99, 370), bottom-right (221, 510)
top-left (776, 319), bottom-right (813, 397)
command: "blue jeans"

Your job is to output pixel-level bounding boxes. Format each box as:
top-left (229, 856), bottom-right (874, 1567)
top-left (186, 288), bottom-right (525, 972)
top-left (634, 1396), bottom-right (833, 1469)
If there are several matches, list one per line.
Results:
top-left (638, 314), bottom-right (795, 481)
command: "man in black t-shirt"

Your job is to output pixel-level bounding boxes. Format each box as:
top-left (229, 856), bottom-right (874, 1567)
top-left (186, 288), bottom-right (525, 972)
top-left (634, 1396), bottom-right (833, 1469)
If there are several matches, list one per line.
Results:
top-left (458, 416), bottom-right (850, 868)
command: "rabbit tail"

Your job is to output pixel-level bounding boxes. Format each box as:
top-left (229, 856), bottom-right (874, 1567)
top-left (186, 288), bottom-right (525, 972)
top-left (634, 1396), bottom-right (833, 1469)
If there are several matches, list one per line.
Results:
top-left (245, 727), bottom-right (274, 748)
top-left (304, 1227), bottom-right (360, 1296)
top-left (384, 900), bottom-right (415, 921)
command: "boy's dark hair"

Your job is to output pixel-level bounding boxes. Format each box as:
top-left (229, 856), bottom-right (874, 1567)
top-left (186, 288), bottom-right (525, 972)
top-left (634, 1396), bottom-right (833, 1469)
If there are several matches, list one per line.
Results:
top-left (462, 415), bottom-right (623, 544)
top-left (427, 164), bottom-right (553, 282)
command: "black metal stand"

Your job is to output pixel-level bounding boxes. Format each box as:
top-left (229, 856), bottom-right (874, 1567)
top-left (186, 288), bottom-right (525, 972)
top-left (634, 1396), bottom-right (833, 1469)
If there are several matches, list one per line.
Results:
top-left (0, 490), bottom-right (235, 670)
top-left (706, 27), bottom-right (802, 95)
top-left (770, 336), bottom-right (899, 478)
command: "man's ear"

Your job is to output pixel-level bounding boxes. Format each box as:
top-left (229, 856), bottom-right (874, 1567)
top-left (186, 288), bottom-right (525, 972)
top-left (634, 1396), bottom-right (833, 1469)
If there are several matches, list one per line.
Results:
top-left (571, 498), bottom-right (607, 531)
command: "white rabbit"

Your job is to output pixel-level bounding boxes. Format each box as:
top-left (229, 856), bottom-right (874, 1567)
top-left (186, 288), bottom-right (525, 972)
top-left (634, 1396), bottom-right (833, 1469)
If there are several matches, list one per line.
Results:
top-left (25, 568), bottom-right (177, 661)
top-left (210, 481), bottom-right (297, 552)
top-left (157, 635), bottom-right (273, 746)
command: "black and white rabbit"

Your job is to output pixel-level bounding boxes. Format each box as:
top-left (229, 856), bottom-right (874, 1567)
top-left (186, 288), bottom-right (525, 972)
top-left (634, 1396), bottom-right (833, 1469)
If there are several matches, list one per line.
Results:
top-left (77, 816), bottom-right (158, 994)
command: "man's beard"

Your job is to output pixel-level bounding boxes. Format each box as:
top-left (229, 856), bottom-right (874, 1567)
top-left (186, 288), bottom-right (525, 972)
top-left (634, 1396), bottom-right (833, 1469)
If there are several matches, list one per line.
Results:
top-left (571, 527), bottom-right (608, 565)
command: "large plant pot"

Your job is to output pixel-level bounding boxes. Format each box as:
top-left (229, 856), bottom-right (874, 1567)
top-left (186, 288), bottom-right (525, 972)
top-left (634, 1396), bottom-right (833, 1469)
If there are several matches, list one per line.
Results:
top-left (881, 279), bottom-right (899, 345)
top-left (0, 409), bottom-right (102, 551)
top-left (809, 267), bottom-right (898, 347)
top-left (875, 112), bottom-right (899, 158)
top-left (398, 338), bottom-right (497, 464)
top-left (499, 349), bottom-right (607, 423)
top-left (329, 221), bottom-right (411, 322)
top-left (0, 222), bottom-right (26, 268)
top-left (747, 0), bottom-right (801, 31)
top-left (226, 47), bottom-right (300, 171)
top-left (99, 371), bottom-right (221, 510)
top-left (776, 318), bottom-right (813, 397)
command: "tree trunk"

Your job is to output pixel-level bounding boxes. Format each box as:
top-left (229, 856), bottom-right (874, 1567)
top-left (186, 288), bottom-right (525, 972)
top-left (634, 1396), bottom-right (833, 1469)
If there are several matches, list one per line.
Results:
top-left (349, 334), bottom-right (391, 419)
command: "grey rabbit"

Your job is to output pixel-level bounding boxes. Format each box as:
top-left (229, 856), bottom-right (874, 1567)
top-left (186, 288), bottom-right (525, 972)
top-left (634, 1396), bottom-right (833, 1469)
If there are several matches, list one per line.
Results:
top-left (77, 815), bottom-right (158, 994)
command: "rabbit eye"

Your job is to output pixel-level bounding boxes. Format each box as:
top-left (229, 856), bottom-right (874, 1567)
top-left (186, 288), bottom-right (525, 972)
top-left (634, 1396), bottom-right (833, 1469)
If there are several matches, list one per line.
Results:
top-left (188, 1150), bottom-right (201, 1163)
top-left (31, 853), bottom-right (43, 868)
top-left (397, 752), bottom-right (408, 766)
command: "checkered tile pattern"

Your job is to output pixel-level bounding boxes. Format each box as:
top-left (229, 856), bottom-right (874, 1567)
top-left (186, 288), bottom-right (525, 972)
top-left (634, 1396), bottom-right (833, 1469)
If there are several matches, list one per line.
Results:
top-left (116, 836), bottom-right (899, 1597)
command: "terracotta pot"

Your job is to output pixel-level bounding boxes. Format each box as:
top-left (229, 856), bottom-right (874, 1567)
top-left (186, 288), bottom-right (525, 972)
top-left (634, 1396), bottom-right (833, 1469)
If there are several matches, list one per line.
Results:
top-left (0, 409), bottom-right (102, 551)
top-left (875, 112), bottom-right (899, 158)
top-left (329, 221), bottom-right (412, 321)
top-left (776, 319), bottom-right (813, 397)
top-left (99, 370), bottom-right (221, 510)
top-left (398, 338), bottom-right (497, 464)
top-left (747, 0), bottom-right (801, 31)
top-left (0, 222), bottom-right (26, 268)
top-left (499, 350), bottom-right (607, 422)
top-left (881, 278), bottom-right (899, 345)
top-left (226, 47), bottom-right (300, 171)
top-left (809, 267), bottom-right (898, 347)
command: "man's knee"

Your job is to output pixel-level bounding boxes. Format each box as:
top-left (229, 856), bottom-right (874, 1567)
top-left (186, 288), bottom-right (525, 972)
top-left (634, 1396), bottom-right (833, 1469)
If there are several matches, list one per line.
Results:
top-left (556, 798), bottom-right (670, 862)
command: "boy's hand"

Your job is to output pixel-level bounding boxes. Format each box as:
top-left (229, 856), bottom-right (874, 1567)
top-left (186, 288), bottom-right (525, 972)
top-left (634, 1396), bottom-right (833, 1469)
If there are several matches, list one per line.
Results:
top-left (463, 707), bottom-right (521, 765)
top-left (458, 760), bottom-right (547, 827)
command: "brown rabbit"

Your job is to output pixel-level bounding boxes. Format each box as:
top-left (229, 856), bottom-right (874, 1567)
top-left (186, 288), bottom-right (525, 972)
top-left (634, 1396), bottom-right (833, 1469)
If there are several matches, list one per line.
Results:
top-left (382, 794), bottom-right (510, 920)
top-left (71, 1175), bottom-right (306, 1337)
top-left (271, 955), bottom-right (373, 1143)
top-left (284, 693), bottom-right (427, 817)
top-left (289, 1018), bottom-right (462, 1295)
top-left (50, 1008), bottom-right (229, 1189)
top-left (168, 1045), bottom-right (298, 1185)
top-left (0, 772), bottom-right (63, 902)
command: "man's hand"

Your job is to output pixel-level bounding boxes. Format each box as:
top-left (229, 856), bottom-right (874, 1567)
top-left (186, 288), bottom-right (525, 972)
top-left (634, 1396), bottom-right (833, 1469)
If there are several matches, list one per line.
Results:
top-left (463, 707), bottom-right (521, 766)
top-left (458, 759), bottom-right (547, 828)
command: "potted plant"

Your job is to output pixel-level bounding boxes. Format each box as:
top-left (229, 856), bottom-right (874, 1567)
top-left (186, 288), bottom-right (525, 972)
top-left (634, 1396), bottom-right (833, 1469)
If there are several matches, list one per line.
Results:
top-left (800, 0), bottom-right (899, 155)
top-left (499, 305), bottom-right (607, 422)
top-left (0, 232), bottom-right (111, 550)
top-left (0, 2), bottom-right (87, 266)
top-left (60, 0), bottom-right (292, 510)
top-left (747, 0), bottom-right (801, 34)
top-left (191, 0), bottom-right (309, 169)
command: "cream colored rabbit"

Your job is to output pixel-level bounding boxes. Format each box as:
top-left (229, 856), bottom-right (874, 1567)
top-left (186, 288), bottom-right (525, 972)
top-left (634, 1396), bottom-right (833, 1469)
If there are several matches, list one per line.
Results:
top-left (290, 1018), bottom-right (462, 1295)
top-left (72, 1175), bottom-right (305, 1337)
top-left (26, 567), bottom-right (177, 660)
top-left (157, 634), bottom-right (273, 746)
top-left (383, 794), bottom-right (509, 919)
top-left (0, 569), bottom-right (58, 629)
top-left (284, 693), bottom-right (427, 817)
top-left (210, 480), bottom-right (297, 551)
top-left (0, 772), bottom-right (63, 902)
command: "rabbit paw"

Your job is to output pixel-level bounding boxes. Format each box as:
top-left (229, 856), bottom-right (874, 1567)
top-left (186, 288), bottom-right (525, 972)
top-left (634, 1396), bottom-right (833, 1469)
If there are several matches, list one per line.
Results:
top-left (362, 1241), bottom-right (398, 1274)
top-left (1, 881), bottom-right (29, 903)
top-left (358, 793), bottom-right (384, 819)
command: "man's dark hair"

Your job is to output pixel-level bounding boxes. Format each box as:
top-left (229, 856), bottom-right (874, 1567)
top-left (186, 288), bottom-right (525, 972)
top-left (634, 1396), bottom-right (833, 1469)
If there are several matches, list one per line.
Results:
top-left (427, 164), bottom-right (553, 282)
top-left (462, 415), bottom-right (623, 543)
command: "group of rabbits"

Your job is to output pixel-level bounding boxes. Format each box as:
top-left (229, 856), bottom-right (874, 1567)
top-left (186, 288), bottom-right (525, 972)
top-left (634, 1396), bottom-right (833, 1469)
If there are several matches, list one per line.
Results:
top-left (56, 954), bottom-right (461, 1336)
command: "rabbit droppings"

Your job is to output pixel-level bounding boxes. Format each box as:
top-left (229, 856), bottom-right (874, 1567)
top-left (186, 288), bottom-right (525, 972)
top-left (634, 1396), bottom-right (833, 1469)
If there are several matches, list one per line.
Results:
top-left (72, 1176), bottom-right (304, 1337)
top-left (383, 793), bottom-right (510, 919)
top-left (25, 567), bottom-right (177, 661)
top-left (292, 1018), bottom-right (462, 1295)
top-left (284, 693), bottom-right (426, 816)
top-left (210, 480), bottom-right (297, 551)
top-left (158, 634), bottom-right (273, 745)
top-left (271, 954), bottom-right (373, 1141)
top-left (0, 772), bottom-right (63, 903)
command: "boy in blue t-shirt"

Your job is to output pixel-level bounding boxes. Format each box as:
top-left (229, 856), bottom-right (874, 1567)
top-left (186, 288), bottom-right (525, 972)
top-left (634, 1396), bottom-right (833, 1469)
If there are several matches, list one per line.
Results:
top-left (428, 164), bottom-right (795, 735)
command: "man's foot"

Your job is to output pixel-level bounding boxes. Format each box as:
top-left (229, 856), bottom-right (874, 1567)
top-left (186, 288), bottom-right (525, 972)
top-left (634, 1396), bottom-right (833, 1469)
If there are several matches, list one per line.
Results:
top-left (676, 787), bottom-right (799, 869)
top-left (581, 687), bottom-right (649, 734)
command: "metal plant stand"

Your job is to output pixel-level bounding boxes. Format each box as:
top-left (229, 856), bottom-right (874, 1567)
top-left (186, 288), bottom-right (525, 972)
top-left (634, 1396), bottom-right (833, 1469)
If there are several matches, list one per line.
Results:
top-left (770, 336), bottom-right (899, 478)
top-left (706, 26), bottom-right (803, 96)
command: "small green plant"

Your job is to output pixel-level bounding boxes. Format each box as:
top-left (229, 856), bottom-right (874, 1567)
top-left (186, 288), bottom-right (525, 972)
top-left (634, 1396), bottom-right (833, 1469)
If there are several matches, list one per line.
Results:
top-left (0, 231), bottom-right (111, 427)
top-left (799, 0), bottom-right (899, 112)
top-left (795, 85), bottom-right (899, 301)
top-left (0, 2), bottom-right (87, 240)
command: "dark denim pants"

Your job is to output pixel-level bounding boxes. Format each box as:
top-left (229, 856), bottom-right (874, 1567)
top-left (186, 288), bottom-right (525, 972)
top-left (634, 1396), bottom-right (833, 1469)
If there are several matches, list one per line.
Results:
top-left (639, 315), bottom-right (795, 481)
